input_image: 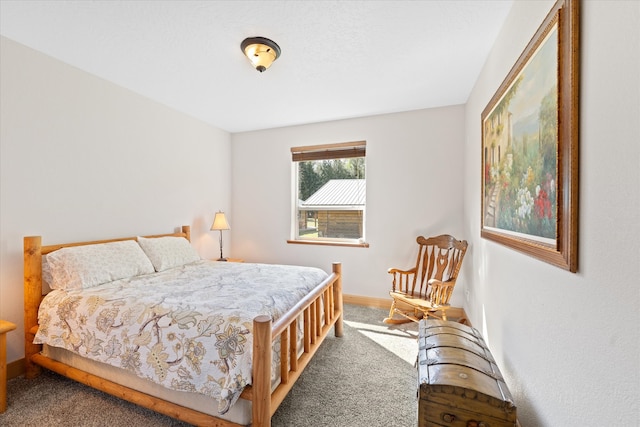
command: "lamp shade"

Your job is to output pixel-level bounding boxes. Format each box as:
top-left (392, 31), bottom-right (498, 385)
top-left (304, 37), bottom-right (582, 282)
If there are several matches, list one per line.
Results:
top-left (241, 37), bottom-right (281, 72)
top-left (211, 212), bottom-right (230, 231)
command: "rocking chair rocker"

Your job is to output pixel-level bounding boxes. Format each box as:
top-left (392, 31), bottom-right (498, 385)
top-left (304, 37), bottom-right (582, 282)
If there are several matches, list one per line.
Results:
top-left (383, 234), bottom-right (468, 324)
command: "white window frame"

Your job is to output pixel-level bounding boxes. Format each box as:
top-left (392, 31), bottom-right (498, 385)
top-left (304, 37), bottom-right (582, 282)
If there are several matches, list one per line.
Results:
top-left (288, 141), bottom-right (368, 247)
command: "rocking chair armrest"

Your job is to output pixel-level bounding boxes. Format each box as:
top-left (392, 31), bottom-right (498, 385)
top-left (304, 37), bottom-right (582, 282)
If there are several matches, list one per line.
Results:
top-left (427, 278), bottom-right (455, 288)
top-left (387, 267), bottom-right (417, 275)
top-left (388, 267), bottom-right (417, 293)
top-left (427, 278), bottom-right (455, 305)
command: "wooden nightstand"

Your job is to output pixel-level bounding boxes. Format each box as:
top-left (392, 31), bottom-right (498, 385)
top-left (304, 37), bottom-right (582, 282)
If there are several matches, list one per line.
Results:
top-left (224, 258), bottom-right (244, 263)
top-left (0, 319), bottom-right (17, 413)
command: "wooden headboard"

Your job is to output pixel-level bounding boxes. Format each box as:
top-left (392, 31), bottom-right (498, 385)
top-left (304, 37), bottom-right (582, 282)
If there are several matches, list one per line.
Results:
top-left (23, 225), bottom-right (191, 378)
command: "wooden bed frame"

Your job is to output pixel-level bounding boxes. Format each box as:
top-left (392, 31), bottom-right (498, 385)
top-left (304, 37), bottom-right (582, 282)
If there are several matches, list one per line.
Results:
top-left (23, 225), bottom-right (343, 427)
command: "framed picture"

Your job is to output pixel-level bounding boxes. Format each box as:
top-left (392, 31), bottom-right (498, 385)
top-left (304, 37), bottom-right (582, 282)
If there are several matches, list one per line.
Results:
top-left (481, 0), bottom-right (579, 272)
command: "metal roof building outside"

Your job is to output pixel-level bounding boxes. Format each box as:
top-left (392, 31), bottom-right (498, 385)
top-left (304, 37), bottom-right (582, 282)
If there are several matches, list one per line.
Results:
top-left (300, 179), bottom-right (365, 210)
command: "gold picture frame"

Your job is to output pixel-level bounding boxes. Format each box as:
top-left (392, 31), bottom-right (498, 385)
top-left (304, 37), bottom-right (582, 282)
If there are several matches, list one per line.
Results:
top-left (481, 0), bottom-right (579, 272)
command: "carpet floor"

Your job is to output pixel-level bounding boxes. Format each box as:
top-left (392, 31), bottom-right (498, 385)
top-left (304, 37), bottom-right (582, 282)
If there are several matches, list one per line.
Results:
top-left (1, 304), bottom-right (419, 427)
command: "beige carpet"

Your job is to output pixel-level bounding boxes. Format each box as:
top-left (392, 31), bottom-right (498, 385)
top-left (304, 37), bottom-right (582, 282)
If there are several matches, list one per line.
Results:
top-left (1, 304), bottom-right (419, 427)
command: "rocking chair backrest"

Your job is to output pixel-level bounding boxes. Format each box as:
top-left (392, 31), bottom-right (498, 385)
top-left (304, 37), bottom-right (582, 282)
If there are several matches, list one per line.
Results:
top-left (412, 235), bottom-right (468, 300)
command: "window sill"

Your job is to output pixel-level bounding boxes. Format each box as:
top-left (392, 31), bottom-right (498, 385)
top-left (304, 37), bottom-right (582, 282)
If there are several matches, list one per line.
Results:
top-left (286, 239), bottom-right (369, 248)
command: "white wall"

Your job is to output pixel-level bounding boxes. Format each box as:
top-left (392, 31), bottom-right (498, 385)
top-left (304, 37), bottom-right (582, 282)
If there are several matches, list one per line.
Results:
top-left (3, 2), bottom-right (639, 424)
top-left (230, 106), bottom-right (466, 300)
top-left (0, 36), bottom-right (232, 364)
top-left (463, 1), bottom-right (640, 426)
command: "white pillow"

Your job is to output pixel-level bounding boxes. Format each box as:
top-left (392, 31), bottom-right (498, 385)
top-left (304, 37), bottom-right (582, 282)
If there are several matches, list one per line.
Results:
top-left (42, 255), bottom-right (53, 289)
top-left (137, 236), bottom-right (201, 272)
top-left (47, 240), bottom-right (155, 290)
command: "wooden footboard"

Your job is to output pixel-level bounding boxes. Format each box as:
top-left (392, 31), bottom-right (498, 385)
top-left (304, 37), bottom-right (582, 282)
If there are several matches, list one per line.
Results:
top-left (23, 226), bottom-right (343, 427)
top-left (251, 262), bottom-right (343, 425)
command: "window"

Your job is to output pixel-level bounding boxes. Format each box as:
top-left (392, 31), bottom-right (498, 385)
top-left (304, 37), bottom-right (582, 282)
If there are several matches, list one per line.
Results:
top-left (290, 141), bottom-right (367, 246)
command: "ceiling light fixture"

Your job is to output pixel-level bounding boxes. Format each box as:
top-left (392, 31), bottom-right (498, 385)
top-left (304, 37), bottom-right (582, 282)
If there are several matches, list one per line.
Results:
top-left (241, 37), bottom-right (281, 73)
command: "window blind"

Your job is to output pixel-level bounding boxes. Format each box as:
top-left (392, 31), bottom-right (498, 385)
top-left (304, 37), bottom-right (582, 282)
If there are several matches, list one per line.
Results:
top-left (291, 141), bottom-right (366, 162)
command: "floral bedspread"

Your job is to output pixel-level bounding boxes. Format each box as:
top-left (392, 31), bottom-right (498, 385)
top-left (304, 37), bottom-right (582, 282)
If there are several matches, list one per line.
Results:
top-left (34, 260), bottom-right (328, 413)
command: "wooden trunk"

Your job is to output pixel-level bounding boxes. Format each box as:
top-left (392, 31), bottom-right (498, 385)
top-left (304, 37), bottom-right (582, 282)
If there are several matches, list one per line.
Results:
top-left (418, 320), bottom-right (517, 427)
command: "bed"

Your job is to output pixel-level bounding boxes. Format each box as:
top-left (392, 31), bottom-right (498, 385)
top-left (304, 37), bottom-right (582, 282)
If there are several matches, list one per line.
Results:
top-left (23, 225), bottom-right (343, 426)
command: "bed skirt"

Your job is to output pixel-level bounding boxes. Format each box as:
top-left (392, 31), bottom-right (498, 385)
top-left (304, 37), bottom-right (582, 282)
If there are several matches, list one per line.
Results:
top-left (42, 344), bottom-right (254, 425)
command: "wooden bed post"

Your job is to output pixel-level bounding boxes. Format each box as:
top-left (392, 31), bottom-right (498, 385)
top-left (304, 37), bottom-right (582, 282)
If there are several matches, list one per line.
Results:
top-left (252, 315), bottom-right (272, 427)
top-left (23, 236), bottom-right (43, 378)
top-left (181, 225), bottom-right (191, 242)
top-left (332, 262), bottom-right (344, 337)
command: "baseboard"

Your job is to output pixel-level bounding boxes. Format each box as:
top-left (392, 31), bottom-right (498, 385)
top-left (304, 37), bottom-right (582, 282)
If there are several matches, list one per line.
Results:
top-left (344, 294), bottom-right (469, 325)
top-left (343, 294), bottom-right (391, 309)
top-left (7, 358), bottom-right (25, 380)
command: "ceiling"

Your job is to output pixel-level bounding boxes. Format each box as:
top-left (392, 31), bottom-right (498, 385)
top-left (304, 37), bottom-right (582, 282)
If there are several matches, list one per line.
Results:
top-left (0, 1), bottom-right (513, 133)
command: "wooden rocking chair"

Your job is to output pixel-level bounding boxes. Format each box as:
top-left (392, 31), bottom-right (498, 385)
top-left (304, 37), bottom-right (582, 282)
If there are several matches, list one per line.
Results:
top-left (383, 234), bottom-right (468, 324)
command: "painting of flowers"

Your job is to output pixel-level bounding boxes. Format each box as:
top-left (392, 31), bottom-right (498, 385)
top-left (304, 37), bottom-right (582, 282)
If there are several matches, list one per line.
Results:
top-left (483, 25), bottom-right (558, 243)
top-left (480, 0), bottom-right (579, 272)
